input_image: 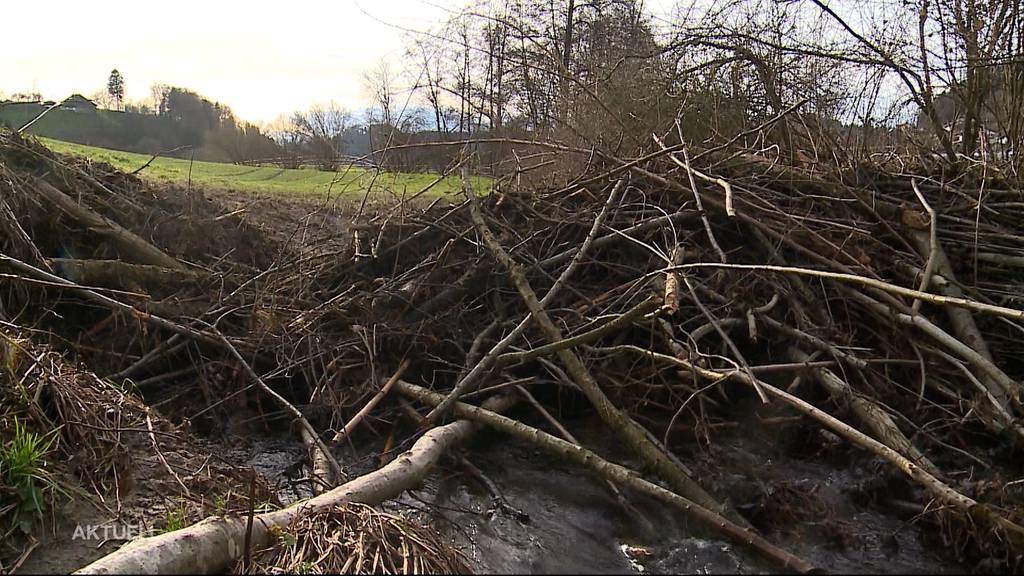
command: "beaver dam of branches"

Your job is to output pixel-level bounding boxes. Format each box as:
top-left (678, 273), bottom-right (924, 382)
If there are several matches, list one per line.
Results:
top-left (1, 128), bottom-right (1023, 573)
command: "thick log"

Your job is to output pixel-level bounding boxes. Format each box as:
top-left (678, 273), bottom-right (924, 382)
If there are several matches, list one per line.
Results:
top-left (50, 258), bottom-right (209, 290)
top-left (34, 178), bottom-right (185, 270)
top-left (0, 252), bottom-right (224, 347)
top-left (75, 395), bottom-right (515, 574)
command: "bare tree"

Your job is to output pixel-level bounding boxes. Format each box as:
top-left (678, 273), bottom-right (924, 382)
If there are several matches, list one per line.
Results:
top-left (410, 38), bottom-right (451, 136)
top-left (365, 61), bottom-right (396, 129)
top-left (391, 0), bottom-right (1021, 175)
top-left (291, 102), bottom-right (353, 171)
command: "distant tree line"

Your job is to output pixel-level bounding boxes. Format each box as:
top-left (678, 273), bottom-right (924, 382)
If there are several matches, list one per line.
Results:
top-left (1, 78), bottom-right (279, 164)
top-left (96, 84), bottom-right (280, 163)
top-left (265, 102), bottom-right (364, 170)
top-left (9, 0), bottom-right (1020, 176)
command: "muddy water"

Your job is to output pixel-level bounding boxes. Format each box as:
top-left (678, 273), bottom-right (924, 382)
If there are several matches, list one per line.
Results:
top-left (225, 436), bottom-right (316, 504)
top-left (410, 438), bottom-right (736, 574)
top-left (410, 436), bottom-right (957, 573)
top-left (244, 418), bottom-right (961, 574)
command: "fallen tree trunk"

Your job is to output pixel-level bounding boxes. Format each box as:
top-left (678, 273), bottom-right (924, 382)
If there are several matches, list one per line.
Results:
top-left (47, 258), bottom-right (214, 318)
top-left (49, 258), bottom-right (210, 290)
top-left (0, 251), bottom-right (226, 347)
top-left (34, 179), bottom-right (186, 270)
top-left (75, 395), bottom-right (516, 574)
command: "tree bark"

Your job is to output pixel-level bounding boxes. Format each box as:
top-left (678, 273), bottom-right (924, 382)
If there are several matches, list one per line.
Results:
top-left (50, 258), bottom-right (208, 290)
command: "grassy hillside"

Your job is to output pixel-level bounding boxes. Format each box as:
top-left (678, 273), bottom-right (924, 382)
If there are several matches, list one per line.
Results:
top-left (41, 138), bottom-right (481, 198)
top-left (1, 104), bottom-right (131, 146)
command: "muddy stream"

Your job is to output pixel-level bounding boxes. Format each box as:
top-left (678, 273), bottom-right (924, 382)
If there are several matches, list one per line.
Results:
top-left (235, 412), bottom-right (960, 574)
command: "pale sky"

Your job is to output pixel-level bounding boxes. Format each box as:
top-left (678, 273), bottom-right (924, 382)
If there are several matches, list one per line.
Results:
top-left (2, 1), bottom-right (454, 124)
top-left (2, 0), bottom-right (677, 125)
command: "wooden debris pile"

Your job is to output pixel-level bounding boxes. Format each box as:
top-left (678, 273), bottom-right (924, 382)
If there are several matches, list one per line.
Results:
top-left (2, 127), bottom-right (1023, 572)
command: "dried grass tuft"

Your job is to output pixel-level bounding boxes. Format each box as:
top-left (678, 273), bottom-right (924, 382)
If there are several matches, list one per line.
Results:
top-left (239, 502), bottom-right (471, 574)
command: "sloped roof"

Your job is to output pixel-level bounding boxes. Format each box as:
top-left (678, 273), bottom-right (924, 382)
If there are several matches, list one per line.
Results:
top-left (63, 94), bottom-right (96, 106)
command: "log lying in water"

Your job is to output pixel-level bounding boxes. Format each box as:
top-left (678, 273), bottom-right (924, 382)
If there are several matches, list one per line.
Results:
top-left (74, 395), bottom-right (516, 574)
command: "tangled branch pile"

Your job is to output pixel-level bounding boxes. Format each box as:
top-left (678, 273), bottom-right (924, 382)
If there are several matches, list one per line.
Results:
top-left (238, 502), bottom-right (470, 574)
top-left (2, 126), bottom-right (1023, 572)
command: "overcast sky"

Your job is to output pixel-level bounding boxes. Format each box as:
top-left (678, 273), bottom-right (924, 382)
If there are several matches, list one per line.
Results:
top-left (2, 0), bottom-right (677, 125)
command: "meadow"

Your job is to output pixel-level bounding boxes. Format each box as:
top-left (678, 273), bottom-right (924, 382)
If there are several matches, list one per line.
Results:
top-left (41, 138), bottom-right (482, 198)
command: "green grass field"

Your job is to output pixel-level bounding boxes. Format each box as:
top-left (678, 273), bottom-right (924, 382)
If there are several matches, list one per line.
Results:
top-left (40, 138), bottom-right (484, 198)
